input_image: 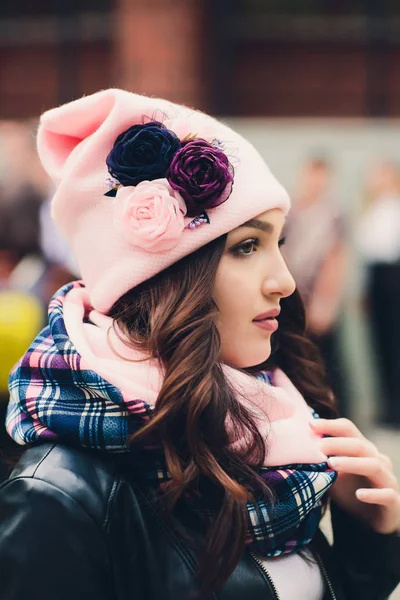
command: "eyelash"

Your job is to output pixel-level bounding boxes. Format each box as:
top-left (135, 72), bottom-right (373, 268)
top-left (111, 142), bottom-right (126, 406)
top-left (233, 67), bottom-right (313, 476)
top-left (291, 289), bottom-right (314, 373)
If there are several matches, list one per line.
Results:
top-left (232, 236), bottom-right (286, 257)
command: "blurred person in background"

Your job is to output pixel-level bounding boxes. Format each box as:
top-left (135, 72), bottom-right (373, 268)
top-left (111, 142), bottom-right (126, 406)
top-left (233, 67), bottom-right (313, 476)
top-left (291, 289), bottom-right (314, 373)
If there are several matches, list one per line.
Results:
top-left (0, 122), bottom-right (75, 481)
top-left (0, 165), bottom-right (44, 480)
top-left (0, 89), bottom-right (399, 600)
top-left (0, 121), bottom-right (77, 303)
top-left (356, 161), bottom-right (400, 427)
top-left (283, 158), bottom-right (349, 417)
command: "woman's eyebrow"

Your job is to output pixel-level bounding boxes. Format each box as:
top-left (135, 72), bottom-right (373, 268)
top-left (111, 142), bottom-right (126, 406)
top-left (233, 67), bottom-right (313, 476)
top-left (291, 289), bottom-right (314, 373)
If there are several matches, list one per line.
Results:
top-left (238, 219), bottom-right (273, 234)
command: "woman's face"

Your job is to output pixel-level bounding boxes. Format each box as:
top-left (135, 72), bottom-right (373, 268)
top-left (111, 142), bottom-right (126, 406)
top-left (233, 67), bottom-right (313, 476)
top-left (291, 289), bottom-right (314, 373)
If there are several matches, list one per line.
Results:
top-left (213, 209), bottom-right (296, 368)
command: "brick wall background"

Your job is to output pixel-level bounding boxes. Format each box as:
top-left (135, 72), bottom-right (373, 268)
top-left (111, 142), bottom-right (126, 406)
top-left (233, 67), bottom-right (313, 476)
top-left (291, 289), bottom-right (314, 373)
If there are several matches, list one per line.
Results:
top-left (1, 1), bottom-right (400, 119)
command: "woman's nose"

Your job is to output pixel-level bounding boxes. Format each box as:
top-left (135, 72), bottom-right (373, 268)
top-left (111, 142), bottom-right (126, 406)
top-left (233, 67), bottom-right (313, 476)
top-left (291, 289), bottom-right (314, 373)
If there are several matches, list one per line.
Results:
top-left (262, 255), bottom-right (296, 298)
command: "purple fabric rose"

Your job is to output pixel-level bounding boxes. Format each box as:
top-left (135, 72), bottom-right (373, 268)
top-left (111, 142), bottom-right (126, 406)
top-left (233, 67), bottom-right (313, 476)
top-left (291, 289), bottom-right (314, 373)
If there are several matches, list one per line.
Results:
top-left (106, 121), bottom-right (181, 188)
top-left (167, 139), bottom-right (234, 217)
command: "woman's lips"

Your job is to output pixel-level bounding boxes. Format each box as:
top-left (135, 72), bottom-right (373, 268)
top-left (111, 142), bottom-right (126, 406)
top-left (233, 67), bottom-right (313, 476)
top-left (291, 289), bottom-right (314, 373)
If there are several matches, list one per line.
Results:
top-left (252, 317), bottom-right (279, 332)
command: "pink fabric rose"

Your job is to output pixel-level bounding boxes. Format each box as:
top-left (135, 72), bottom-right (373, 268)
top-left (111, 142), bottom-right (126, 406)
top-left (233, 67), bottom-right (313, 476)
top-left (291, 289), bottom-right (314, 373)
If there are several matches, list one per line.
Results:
top-left (113, 178), bottom-right (187, 252)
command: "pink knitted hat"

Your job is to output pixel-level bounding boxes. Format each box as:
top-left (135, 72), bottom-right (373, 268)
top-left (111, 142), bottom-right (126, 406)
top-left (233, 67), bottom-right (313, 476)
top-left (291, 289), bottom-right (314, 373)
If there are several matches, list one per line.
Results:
top-left (37, 89), bottom-right (290, 313)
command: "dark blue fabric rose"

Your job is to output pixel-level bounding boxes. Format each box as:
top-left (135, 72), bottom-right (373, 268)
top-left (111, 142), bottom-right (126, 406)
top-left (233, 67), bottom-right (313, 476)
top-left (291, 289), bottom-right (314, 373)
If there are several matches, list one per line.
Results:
top-left (106, 121), bottom-right (181, 187)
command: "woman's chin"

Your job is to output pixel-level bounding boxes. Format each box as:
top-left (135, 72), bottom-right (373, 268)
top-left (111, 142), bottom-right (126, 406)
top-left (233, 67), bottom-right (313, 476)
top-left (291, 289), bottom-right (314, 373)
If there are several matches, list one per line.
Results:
top-left (222, 343), bottom-right (272, 369)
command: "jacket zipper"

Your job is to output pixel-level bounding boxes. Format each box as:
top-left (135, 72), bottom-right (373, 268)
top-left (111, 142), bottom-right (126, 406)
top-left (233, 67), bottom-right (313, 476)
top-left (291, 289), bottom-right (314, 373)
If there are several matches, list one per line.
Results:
top-left (251, 550), bottom-right (338, 600)
top-left (249, 552), bottom-right (280, 599)
top-left (314, 550), bottom-right (337, 600)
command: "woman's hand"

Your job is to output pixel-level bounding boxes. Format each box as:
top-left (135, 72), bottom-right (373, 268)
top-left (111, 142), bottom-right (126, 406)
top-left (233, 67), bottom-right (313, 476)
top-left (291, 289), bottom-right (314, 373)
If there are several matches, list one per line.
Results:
top-left (311, 417), bottom-right (400, 535)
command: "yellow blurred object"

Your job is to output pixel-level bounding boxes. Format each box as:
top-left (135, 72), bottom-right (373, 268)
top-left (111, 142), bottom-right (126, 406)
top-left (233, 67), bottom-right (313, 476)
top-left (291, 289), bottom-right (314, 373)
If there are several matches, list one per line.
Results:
top-left (0, 290), bottom-right (43, 395)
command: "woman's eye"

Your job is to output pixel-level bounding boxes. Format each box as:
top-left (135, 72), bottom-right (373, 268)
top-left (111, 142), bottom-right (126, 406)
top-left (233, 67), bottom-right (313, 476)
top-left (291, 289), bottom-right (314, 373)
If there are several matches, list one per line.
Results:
top-left (278, 236), bottom-right (286, 248)
top-left (233, 238), bottom-right (260, 256)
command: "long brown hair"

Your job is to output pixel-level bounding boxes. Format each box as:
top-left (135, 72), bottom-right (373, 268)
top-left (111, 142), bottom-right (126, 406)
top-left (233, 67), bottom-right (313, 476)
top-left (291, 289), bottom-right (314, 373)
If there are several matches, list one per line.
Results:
top-left (109, 234), bottom-right (338, 596)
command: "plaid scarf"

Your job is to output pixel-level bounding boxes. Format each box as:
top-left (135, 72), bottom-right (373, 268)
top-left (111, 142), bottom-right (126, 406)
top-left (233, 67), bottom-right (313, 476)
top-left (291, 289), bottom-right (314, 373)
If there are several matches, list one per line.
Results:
top-left (6, 281), bottom-right (337, 557)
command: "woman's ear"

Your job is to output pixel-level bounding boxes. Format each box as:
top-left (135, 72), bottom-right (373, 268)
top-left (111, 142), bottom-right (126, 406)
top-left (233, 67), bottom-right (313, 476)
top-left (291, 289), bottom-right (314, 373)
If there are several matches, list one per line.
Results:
top-left (36, 89), bottom-right (119, 184)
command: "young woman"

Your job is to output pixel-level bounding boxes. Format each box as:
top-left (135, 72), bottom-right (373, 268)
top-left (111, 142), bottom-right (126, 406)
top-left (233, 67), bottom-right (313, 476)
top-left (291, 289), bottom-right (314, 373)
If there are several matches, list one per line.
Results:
top-left (0, 89), bottom-right (399, 600)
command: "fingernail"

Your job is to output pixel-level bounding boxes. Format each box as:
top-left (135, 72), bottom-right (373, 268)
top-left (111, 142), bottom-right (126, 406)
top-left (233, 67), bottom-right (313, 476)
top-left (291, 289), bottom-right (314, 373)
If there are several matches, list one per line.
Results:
top-left (328, 457), bottom-right (337, 467)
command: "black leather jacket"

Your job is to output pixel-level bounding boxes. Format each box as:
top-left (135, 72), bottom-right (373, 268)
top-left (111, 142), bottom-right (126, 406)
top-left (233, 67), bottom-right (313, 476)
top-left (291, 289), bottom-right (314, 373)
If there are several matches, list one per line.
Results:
top-left (0, 443), bottom-right (399, 600)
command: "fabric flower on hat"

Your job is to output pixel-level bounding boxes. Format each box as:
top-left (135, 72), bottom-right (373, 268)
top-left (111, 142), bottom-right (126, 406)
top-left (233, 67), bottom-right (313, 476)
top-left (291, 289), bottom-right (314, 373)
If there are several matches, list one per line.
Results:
top-left (167, 139), bottom-right (234, 217)
top-left (113, 178), bottom-right (187, 252)
top-left (106, 122), bottom-right (181, 190)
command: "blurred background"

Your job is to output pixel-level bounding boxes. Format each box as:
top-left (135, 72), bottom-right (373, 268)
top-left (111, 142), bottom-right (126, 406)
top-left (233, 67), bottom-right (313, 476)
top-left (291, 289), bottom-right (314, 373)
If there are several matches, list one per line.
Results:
top-left (0, 2), bottom-right (399, 590)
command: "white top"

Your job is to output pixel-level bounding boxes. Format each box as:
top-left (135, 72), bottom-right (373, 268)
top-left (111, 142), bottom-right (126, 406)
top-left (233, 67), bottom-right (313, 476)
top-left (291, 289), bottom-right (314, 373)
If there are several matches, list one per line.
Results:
top-left (256, 548), bottom-right (325, 599)
top-left (356, 195), bottom-right (400, 263)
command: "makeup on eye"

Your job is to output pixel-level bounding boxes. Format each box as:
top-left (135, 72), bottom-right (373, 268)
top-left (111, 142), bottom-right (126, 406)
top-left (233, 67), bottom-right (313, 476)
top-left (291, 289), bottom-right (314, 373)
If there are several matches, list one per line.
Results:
top-left (231, 237), bottom-right (261, 257)
top-left (230, 235), bottom-right (287, 257)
